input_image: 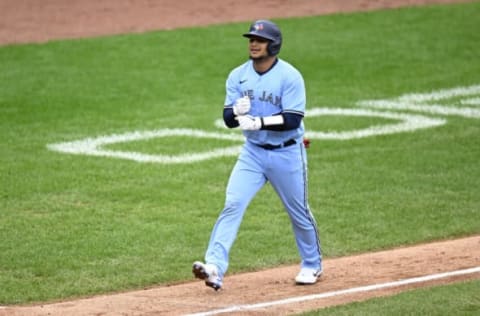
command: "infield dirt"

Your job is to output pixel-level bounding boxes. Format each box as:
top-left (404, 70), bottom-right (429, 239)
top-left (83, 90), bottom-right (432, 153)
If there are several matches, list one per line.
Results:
top-left (1, 236), bottom-right (479, 315)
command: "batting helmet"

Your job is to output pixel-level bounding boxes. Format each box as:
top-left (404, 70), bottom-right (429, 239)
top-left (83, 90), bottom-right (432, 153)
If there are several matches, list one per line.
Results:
top-left (243, 20), bottom-right (282, 56)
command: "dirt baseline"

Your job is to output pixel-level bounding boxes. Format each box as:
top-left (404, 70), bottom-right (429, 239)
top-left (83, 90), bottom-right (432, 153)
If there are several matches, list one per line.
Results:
top-left (0, 0), bottom-right (470, 45)
top-left (1, 236), bottom-right (479, 315)
top-left (0, 0), bottom-right (478, 315)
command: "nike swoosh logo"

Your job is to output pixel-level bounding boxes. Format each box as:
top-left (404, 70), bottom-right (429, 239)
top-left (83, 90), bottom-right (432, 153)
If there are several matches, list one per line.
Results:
top-left (239, 79), bottom-right (248, 84)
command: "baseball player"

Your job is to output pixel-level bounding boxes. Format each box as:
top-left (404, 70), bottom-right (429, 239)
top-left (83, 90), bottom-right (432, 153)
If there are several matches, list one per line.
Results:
top-left (193, 20), bottom-right (322, 290)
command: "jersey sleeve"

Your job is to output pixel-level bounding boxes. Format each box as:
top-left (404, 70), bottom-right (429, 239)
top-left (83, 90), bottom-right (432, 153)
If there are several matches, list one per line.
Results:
top-left (281, 70), bottom-right (306, 116)
top-left (224, 69), bottom-right (242, 107)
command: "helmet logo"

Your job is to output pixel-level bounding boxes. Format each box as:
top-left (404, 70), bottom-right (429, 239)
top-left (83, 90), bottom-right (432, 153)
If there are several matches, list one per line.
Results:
top-left (254, 23), bottom-right (264, 31)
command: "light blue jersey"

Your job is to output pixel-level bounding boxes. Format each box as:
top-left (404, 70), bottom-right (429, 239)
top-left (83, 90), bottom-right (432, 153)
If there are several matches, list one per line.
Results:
top-left (202, 57), bottom-right (322, 283)
top-left (224, 59), bottom-right (306, 145)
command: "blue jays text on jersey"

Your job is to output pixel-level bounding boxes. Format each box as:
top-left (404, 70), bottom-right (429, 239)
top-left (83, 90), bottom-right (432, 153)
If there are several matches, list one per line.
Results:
top-left (241, 89), bottom-right (282, 108)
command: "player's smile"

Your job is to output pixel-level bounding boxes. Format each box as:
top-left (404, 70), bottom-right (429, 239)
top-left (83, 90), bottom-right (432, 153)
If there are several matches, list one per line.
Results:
top-left (249, 37), bottom-right (269, 59)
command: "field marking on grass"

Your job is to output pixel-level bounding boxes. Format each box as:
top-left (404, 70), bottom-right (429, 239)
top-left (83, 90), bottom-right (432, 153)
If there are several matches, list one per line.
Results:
top-left (185, 266), bottom-right (480, 316)
top-left (461, 97), bottom-right (480, 105)
top-left (47, 129), bottom-right (244, 164)
top-left (304, 108), bottom-right (444, 140)
top-left (358, 84), bottom-right (480, 118)
top-left (47, 109), bottom-right (445, 164)
top-left (47, 84), bottom-right (479, 164)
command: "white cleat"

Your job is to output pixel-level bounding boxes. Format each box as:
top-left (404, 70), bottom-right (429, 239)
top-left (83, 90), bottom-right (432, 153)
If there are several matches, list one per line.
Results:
top-left (295, 267), bottom-right (322, 285)
top-left (192, 261), bottom-right (222, 291)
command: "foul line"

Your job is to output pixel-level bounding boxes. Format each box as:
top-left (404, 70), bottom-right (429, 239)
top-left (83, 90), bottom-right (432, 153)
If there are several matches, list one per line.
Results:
top-left (185, 266), bottom-right (480, 316)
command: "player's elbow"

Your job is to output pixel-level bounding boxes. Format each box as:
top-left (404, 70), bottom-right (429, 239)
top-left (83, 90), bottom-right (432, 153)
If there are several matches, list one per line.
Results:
top-left (223, 108), bottom-right (239, 128)
top-left (283, 113), bottom-right (303, 129)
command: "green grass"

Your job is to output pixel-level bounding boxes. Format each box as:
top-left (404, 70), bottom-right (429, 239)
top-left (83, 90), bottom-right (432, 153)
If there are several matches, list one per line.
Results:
top-left (1, 1), bottom-right (479, 305)
top-left (301, 279), bottom-right (480, 315)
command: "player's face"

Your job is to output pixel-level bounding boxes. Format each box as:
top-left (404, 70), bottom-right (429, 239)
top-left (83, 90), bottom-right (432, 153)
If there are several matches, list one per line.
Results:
top-left (248, 36), bottom-right (269, 60)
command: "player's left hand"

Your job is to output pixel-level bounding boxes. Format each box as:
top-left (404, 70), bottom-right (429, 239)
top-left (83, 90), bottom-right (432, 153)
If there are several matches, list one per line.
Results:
top-left (236, 115), bottom-right (262, 130)
top-left (233, 96), bottom-right (251, 116)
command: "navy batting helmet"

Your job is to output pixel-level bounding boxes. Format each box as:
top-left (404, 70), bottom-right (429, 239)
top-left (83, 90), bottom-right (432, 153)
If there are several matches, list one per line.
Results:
top-left (243, 20), bottom-right (282, 56)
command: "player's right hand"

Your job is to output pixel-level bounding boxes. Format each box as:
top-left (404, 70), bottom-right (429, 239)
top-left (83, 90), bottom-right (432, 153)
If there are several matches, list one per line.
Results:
top-left (233, 96), bottom-right (251, 116)
top-left (236, 115), bottom-right (262, 130)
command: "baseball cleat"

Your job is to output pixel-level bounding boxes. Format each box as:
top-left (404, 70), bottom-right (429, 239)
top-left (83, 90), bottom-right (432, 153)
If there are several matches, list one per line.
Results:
top-left (295, 267), bottom-right (322, 285)
top-left (192, 261), bottom-right (222, 291)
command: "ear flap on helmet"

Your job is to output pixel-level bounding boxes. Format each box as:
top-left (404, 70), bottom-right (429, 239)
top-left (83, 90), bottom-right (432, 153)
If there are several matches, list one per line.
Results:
top-left (267, 37), bottom-right (282, 56)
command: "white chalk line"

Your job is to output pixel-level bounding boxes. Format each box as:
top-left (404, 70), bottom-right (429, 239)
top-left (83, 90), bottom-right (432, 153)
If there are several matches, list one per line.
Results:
top-left (358, 84), bottom-right (480, 118)
top-left (184, 266), bottom-right (480, 316)
top-left (47, 128), bottom-right (245, 164)
top-left (461, 97), bottom-right (480, 105)
top-left (398, 84), bottom-right (480, 102)
top-left (305, 108), bottom-right (445, 140)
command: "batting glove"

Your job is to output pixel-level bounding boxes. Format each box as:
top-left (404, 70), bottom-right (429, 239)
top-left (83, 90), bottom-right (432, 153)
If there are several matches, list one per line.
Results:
top-left (236, 115), bottom-right (262, 130)
top-left (233, 96), bottom-right (251, 116)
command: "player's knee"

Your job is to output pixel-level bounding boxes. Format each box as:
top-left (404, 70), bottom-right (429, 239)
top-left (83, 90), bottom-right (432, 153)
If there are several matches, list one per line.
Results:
top-left (223, 198), bottom-right (246, 213)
